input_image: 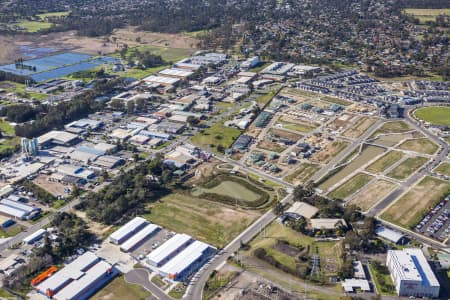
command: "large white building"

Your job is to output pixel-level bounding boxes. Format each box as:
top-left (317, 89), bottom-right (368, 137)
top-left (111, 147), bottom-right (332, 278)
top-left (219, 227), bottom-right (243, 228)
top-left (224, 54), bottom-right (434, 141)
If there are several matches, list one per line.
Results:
top-left (387, 248), bottom-right (440, 298)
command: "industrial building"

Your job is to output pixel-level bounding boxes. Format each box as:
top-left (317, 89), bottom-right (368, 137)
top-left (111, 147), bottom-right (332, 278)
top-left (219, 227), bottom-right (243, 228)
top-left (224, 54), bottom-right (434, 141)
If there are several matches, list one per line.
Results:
top-left (109, 217), bottom-right (148, 245)
top-left (387, 248), bottom-right (440, 298)
top-left (158, 240), bottom-right (215, 281)
top-left (147, 233), bottom-right (193, 267)
top-left (159, 68), bottom-right (194, 79)
top-left (23, 229), bottom-right (47, 244)
top-left (120, 223), bottom-right (161, 253)
top-left (0, 198), bottom-right (40, 220)
top-left (375, 226), bottom-right (406, 245)
top-left (38, 131), bottom-right (80, 148)
top-left (143, 75), bottom-right (180, 87)
top-left (35, 251), bottom-right (117, 300)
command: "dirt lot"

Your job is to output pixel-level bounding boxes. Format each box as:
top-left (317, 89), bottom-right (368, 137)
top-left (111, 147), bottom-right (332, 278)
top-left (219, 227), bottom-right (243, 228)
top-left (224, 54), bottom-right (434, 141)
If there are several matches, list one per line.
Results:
top-left (398, 138), bottom-right (439, 155)
top-left (342, 116), bottom-right (377, 139)
top-left (270, 128), bottom-right (303, 141)
top-left (327, 114), bottom-right (357, 131)
top-left (310, 139), bottom-right (349, 164)
top-left (33, 174), bottom-right (68, 197)
top-left (0, 27), bottom-right (198, 64)
top-left (381, 176), bottom-right (450, 228)
top-left (350, 179), bottom-right (397, 211)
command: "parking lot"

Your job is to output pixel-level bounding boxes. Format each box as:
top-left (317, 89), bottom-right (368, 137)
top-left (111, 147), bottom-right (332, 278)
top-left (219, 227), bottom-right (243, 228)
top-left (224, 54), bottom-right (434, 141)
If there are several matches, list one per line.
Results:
top-left (415, 194), bottom-right (450, 242)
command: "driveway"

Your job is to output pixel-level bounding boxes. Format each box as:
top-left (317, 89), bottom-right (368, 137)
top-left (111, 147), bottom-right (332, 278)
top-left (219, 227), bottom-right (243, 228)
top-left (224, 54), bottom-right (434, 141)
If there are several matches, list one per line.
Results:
top-left (125, 268), bottom-right (171, 300)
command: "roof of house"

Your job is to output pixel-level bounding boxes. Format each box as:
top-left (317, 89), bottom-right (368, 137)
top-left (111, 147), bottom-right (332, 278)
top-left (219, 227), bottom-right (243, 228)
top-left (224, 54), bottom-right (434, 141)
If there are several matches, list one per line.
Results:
top-left (285, 202), bottom-right (318, 219)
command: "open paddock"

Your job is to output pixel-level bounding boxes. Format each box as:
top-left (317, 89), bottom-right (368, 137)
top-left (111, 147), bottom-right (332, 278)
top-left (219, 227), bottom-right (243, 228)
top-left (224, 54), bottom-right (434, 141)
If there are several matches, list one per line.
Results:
top-left (398, 138), bottom-right (439, 155)
top-left (349, 179), bottom-right (397, 211)
top-left (371, 121), bottom-right (412, 137)
top-left (365, 151), bottom-right (404, 174)
top-left (327, 173), bottom-right (374, 200)
top-left (277, 116), bottom-right (319, 134)
top-left (144, 192), bottom-right (261, 248)
top-left (434, 162), bottom-right (450, 177)
top-left (386, 156), bottom-right (429, 180)
top-left (380, 176), bottom-right (450, 229)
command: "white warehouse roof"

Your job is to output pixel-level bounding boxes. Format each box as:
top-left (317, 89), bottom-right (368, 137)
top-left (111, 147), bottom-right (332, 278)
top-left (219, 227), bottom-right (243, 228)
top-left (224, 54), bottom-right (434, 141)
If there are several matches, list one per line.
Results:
top-left (54, 260), bottom-right (112, 300)
top-left (120, 224), bottom-right (161, 252)
top-left (147, 233), bottom-right (192, 266)
top-left (0, 204), bottom-right (28, 219)
top-left (36, 251), bottom-right (100, 294)
top-left (375, 226), bottom-right (404, 244)
top-left (109, 217), bottom-right (148, 244)
top-left (159, 240), bottom-right (211, 278)
top-left (143, 75), bottom-right (180, 85)
top-left (159, 68), bottom-right (193, 78)
top-left (1, 199), bottom-right (36, 214)
top-left (342, 279), bottom-right (370, 292)
top-left (23, 229), bottom-right (46, 244)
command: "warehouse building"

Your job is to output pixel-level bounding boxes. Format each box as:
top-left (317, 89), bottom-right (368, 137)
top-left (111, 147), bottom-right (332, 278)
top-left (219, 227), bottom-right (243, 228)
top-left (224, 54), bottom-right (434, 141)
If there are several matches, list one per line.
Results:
top-left (109, 217), bottom-right (148, 245)
top-left (158, 240), bottom-right (215, 281)
top-left (23, 229), bottom-right (47, 244)
top-left (387, 248), bottom-right (440, 298)
top-left (143, 75), bottom-right (180, 87)
top-left (0, 199), bottom-right (40, 220)
top-left (35, 251), bottom-right (117, 300)
top-left (159, 68), bottom-right (194, 79)
top-left (38, 131), bottom-right (80, 148)
top-left (120, 223), bottom-right (161, 253)
top-left (147, 233), bottom-right (193, 267)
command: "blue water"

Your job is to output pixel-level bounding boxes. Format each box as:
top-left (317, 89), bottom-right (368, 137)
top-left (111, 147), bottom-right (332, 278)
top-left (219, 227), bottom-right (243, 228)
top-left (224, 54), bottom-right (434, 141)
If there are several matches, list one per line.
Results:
top-left (0, 52), bottom-right (118, 82)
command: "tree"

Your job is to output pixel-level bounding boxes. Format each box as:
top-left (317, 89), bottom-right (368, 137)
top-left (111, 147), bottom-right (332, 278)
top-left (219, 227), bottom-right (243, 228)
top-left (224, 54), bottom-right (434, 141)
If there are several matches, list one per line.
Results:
top-left (187, 116), bottom-right (200, 127)
top-left (135, 97), bottom-right (146, 112)
top-left (127, 100), bottom-right (135, 115)
top-left (110, 99), bottom-right (125, 111)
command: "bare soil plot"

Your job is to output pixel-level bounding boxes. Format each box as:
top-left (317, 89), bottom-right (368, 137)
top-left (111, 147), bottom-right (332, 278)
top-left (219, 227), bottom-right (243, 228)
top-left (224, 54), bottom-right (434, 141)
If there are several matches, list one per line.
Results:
top-left (144, 193), bottom-right (261, 248)
top-left (327, 173), bottom-right (374, 200)
top-left (270, 128), bottom-right (303, 141)
top-left (370, 132), bottom-right (419, 147)
top-left (434, 162), bottom-right (450, 177)
top-left (398, 138), bottom-right (439, 155)
top-left (365, 151), bottom-right (405, 174)
top-left (350, 180), bottom-right (397, 211)
top-left (257, 140), bottom-right (287, 153)
top-left (284, 163), bottom-right (321, 184)
top-left (381, 176), bottom-right (450, 228)
top-left (386, 157), bottom-right (429, 180)
top-left (33, 174), bottom-right (68, 197)
top-left (327, 114), bottom-right (357, 131)
top-left (342, 117), bottom-right (377, 139)
top-left (310, 140), bottom-right (349, 164)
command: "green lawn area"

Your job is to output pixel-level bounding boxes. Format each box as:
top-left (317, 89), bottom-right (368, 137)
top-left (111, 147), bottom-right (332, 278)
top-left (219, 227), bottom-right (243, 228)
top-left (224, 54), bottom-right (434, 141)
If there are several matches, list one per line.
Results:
top-left (91, 275), bottom-right (151, 300)
top-left (414, 106), bottom-right (450, 127)
top-left (327, 173), bottom-right (373, 200)
top-left (168, 283), bottom-right (186, 299)
top-left (0, 136), bottom-right (20, 158)
top-left (386, 156), bottom-right (429, 180)
top-left (191, 121), bottom-right (241, 153)
top-left (369, 262), bottom-right (396, 296)
top-left (434, 162), bottom-right (450, 177)
top-left (280, 120), bottom-right (318, 133)
top-left (366, 151), bottom-right (404, 174)
top-left (381, 176), bottom-right (450, 228)
top-left (143, 192), bottom-right (260, 248)
top-left (3, 81), bottom-right (48, 101)
top-left (193, 181), bottom-right (260, 202)
top-left (184, 29), bottom-right (209, 38)
top-left (107, 65), bottom-right (168, 80)
top-left (248, 62), bottom-right (271, 73)
top-left (284, 163), bottom-right (321, 184)
top-left (113, 45), bottom-right (195, 63)
top-left (0, 288), bottom-right (15, 299)
top-left (398, 138), bottom-right (439, 155)
top-left (372, 121), bottom-right (412, 137)
top-left (0, 224), bottom-right (25, 238)
top-left (255, 90), bottom-right (277, 105)
top-left (0, 119), bottom-right (14, 135)
top-left (16, 21), bottom-right (54, 32)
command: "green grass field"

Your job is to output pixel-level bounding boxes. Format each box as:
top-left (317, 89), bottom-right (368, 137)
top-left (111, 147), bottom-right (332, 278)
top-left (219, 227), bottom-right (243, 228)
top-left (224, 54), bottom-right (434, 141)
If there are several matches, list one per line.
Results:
top-left (255, 90), bottom-right (276, 105)
top-left (3, 81), bottom-right (48, 100)
top-left (434, 162), bottom-right (450, 177)
top-left (415, 107), bottom-right (450, 127)
top-left (191, 121), bottom-right (241, 153)
top-left (108, 65), bottom-right (168, 80)
top-left (398, 138), bottom-right (439, 155)
top-left (193, 180), bottom-right (261, 202)
top-left (386, 156), bottom-right (428, 180)
top-left (16, 21), bottom-right (53, 32)
top-left (327, 173), bottom-right (373, 200)
top-left (369, 262), bottom-right (396, 296)
top-left (144, 193), bottom-right (260, 248)
top-left (0, 120), bottom-right (14, 135)
top-left (372, 121), bottom-right (412, 137)
top-left (91, 275), bottom-right (151, 300)
top-left (113, 45), bottom-right (195, 63)
top-left (366, 151), bottom-right (404, 174)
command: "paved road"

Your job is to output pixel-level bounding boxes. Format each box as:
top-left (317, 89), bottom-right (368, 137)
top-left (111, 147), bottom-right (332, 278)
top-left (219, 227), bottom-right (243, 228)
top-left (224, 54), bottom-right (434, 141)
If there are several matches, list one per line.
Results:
top-left (186, 193), bottom-right (293, 300)
top-left (125, 268), bottom-right (167, 300)
top-left (310, 119), bottom-right (384, 183)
